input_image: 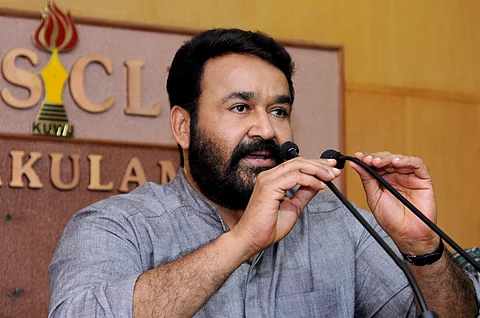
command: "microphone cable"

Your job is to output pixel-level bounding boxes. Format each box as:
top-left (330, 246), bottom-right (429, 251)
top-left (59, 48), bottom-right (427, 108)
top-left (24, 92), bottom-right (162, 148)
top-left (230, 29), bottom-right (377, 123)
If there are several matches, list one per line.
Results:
top-left (321, 149), bottom-right (480, 273)
top-left (281, 142), bottom-right (436, 316)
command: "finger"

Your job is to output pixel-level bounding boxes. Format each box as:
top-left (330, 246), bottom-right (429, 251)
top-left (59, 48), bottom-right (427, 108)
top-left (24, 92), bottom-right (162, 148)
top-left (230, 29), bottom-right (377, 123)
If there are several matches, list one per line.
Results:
top-left (389, 156), bottom-right (431, 179)
top-left (368, 154), bottom-right (405, 169)
top-left (354, 151), bottom-right (396, 162)
top-left (253, 168), bottom-right (329, 203)
top-left (293, 157), bottom-right (340, 172)
top-left (264, 172), bottom-right (328, 199)
top-left (348, 160), bottom-right (375, 184)
top-left (289, 185), bottom-right (323, 212)
top-left (353, 151), bottom-right (369, 161)
top-left (366, 155), bottom-right (430, 180)
top-left (353, 152), bottom-right (398, 175)
top-left (262, 157), bottom-right (341, 184)
top-left (348, 161), bottom-right (382, 203)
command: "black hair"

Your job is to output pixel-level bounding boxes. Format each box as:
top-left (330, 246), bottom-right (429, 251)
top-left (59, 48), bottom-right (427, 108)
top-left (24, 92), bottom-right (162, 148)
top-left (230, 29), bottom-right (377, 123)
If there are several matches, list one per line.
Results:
top-left (166, 28), bottom-right (295, 166)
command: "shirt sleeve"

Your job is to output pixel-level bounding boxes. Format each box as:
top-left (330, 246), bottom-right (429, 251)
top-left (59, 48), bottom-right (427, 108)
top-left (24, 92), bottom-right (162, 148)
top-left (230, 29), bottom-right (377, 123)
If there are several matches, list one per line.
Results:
top-left (48, 206), bottom-right (144, 318)
top-left (351, 208), bottom-right (416, 316)
top-left (352, 208), bottom-right (480, 317)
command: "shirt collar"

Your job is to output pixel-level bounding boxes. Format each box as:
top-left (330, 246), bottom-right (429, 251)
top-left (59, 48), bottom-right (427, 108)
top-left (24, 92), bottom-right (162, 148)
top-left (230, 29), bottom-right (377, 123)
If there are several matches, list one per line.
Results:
top-left (173, 169), bottom-right (230, 231)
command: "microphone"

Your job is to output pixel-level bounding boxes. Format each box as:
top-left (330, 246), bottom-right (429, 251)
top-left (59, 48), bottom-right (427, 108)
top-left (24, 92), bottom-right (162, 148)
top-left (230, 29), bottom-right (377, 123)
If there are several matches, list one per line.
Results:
top-left (280, 142), bottom-right (437, 316)
top-left (320, 149), bottom-right (346, 169)
top-left (280, 141), bottom-right (300, 160)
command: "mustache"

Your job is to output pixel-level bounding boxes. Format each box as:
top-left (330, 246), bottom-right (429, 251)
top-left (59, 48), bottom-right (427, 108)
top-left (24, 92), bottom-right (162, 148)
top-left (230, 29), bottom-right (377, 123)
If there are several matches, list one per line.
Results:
top-left (228, 138), bottom-right (284, 169)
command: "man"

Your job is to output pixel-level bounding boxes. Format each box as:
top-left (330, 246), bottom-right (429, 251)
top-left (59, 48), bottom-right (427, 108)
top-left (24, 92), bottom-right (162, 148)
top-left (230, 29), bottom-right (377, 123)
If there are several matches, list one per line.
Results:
top-left (49, 29), bottom-right (479, 317)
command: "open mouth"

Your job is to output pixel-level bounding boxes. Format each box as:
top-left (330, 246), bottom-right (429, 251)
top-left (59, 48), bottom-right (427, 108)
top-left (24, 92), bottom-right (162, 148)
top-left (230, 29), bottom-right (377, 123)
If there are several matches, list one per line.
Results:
top-left (241, 151), bottom-right (275, 166)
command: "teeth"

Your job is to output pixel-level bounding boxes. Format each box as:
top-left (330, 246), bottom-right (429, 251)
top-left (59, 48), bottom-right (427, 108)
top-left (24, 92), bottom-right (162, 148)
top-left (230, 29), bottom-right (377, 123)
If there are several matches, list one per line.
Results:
top-left (245, 153), bottom-right (270, 160)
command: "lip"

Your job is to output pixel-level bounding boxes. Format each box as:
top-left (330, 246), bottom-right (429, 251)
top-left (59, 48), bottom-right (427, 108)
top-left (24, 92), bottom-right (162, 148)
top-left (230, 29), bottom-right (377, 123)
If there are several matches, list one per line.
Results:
top-left (240, 151), bottom-right (275, 167)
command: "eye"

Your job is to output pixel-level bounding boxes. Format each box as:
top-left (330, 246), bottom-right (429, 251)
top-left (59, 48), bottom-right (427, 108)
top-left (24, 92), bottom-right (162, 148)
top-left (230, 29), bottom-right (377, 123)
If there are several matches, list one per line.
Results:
top-left (271, 108), bottom-right (289, 118)
top-left (231, 104), bottom-right (249, 113)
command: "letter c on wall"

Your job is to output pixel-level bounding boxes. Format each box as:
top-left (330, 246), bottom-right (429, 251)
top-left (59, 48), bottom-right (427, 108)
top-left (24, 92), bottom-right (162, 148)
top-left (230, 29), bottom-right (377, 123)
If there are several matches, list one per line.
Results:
top-left (70, 55), bottom-right (114, 113)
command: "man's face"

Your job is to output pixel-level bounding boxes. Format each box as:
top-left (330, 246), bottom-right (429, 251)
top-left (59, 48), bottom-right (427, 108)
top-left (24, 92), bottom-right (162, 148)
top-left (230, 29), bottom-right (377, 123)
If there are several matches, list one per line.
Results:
top-left (186, 53), bottom-right (294, 210)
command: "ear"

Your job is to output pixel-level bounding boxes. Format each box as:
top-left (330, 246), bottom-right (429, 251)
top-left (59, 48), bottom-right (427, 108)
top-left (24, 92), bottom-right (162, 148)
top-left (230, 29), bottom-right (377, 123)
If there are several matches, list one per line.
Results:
top-left (170, 106), bottom-right (191, 150)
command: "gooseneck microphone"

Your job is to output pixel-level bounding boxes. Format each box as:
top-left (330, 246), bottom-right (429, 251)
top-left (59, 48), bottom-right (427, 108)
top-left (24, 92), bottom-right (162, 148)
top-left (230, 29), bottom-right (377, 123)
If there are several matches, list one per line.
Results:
top-left (318, 149), bottom-right (346, 169)
top-left (280, 141), bottom-right (300, 160)
top-left (320, 149), bottom-right (480, 273)
top-left (280, 142), bottom-right (437, 317)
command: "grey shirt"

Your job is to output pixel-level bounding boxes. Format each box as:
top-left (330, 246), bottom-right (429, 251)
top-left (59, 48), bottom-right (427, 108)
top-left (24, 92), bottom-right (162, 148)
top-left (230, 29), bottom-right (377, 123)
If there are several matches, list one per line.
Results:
top-left (49, 171), bottom-right (480, 317)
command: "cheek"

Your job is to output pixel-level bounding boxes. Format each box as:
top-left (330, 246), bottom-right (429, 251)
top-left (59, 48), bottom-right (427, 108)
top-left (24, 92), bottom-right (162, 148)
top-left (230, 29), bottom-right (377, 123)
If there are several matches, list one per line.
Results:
top-left (209, 130), bottom-right (243, 162)
top-left (273, 121), bottom-right (293, 141)
top-left (219, 122), bottom-right (250, 143)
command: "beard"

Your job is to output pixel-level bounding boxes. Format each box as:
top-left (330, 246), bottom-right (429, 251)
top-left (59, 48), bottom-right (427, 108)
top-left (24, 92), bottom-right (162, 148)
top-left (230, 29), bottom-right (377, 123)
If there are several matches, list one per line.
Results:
top-left (188, 125), bottom-right (284, 211)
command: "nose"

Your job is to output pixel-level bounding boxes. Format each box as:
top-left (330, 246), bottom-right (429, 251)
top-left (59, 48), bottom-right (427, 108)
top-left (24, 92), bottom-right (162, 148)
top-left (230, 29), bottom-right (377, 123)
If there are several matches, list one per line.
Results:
top-left (247, 110), bottom-right (275, 140)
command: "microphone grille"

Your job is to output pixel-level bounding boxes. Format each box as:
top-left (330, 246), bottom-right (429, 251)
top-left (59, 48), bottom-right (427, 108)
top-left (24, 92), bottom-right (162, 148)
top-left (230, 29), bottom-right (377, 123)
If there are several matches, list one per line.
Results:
top-left (321, 149), bottom-right (345, 169)
top-left (320, 149), bottom-right (340, 160)
top-left (281, 141), bottom-right (299, 160)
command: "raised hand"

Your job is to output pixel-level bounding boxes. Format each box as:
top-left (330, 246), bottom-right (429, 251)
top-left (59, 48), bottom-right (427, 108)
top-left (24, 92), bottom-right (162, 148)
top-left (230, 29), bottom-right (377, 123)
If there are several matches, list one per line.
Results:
top-left (349, 152), bottom-right (439, 255)
top-left (231, 157), bottom-right (341, 257)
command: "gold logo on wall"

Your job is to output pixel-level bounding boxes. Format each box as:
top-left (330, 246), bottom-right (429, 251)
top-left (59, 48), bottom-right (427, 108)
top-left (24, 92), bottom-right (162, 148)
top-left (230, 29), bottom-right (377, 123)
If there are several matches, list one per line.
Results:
top-left (32, 2), bottom-right (78, 137)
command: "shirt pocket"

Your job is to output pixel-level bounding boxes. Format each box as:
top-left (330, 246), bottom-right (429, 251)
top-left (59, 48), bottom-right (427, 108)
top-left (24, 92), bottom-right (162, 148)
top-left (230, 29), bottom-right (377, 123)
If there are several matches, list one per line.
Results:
top-left (275, 286), bottom-right (350, 318)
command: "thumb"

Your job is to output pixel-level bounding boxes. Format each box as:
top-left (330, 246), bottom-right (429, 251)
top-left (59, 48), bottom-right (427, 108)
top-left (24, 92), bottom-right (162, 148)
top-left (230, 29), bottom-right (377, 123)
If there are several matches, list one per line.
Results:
top-left (348, 161), bottom-right (381, 202)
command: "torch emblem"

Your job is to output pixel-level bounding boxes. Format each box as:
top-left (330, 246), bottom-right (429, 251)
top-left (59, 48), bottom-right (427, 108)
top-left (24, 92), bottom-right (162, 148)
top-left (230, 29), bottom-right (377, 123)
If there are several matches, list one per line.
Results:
top-left (32, 2), bottom-right (78, 137)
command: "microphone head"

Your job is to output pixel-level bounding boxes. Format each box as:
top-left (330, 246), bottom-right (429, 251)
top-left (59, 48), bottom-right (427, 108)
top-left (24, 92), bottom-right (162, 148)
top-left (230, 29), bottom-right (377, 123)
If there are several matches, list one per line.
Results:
top-left (281, 141), bottom-right (299, 160)
top-left (321, 149), bottom-right (346, 169)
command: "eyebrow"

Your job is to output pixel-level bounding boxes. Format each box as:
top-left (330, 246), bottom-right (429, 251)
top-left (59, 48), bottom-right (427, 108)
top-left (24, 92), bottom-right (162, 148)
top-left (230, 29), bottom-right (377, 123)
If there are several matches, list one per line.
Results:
top-left (221, 91), bottom-right (293, 106)
top-left (274, 95), bottom-right (293, 106)
top-left (221, 91), bottom-right (255, 103)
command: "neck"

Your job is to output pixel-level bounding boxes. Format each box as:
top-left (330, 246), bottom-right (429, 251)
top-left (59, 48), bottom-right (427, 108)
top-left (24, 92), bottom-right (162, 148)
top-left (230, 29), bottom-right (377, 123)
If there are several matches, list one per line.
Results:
top-left (182, 166), bottom-right (244, 230)
top-left (211, 202), bottom-right (244, 230)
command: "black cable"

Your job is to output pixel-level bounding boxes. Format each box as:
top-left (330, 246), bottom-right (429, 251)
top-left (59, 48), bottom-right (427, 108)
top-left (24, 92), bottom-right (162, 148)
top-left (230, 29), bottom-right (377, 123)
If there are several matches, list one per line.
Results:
top-left (342, 155), bottom-right (480, 273)
top-left (280, 142), bottom-right (435, 315)
top-left (325, 180), bottom-right (431, 314)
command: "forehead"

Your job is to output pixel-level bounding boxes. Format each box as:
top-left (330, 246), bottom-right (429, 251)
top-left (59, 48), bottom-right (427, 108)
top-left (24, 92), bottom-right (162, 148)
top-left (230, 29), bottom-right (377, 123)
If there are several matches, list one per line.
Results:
top-left (199, 53), bottom-right (290, 100)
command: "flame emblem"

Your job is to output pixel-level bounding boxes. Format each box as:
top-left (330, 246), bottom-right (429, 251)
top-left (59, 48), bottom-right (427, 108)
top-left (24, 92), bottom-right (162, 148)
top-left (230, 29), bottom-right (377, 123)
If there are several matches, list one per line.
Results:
top-left (31, 2), bottom-right (78, 138)
top-left (33, 2), bottom-right (78, 52)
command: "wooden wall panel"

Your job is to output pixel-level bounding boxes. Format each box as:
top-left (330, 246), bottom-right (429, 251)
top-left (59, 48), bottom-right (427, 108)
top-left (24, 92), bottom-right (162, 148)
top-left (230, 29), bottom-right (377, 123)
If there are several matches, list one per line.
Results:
top-left (346, 89), bottom-right (480, 248)
top-left (404, 97), bottom-right (480, 248)
top-left (344, 90), bottom-right (407, 208)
